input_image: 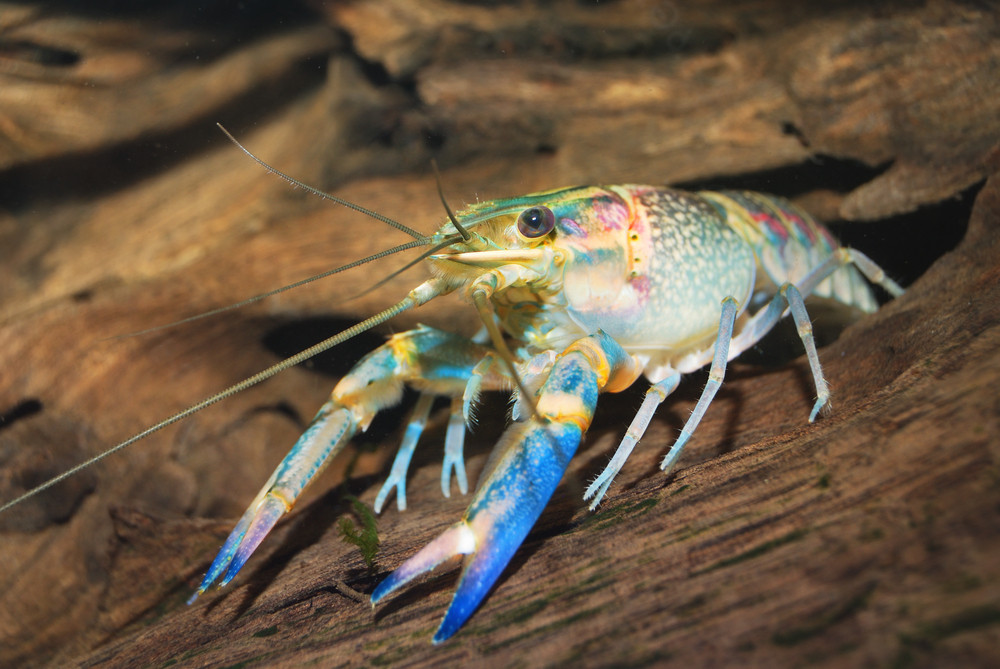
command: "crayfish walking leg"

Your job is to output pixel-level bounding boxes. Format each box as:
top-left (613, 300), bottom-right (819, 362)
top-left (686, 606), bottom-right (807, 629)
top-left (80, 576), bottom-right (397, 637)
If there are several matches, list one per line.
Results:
top-left (371, 331), bottom-right (642, 643)
top-left (189, 325), bottom-right (489, 601)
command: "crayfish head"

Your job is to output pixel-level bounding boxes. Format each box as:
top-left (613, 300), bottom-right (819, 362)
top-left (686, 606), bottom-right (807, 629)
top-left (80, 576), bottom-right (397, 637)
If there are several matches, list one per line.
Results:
top-left (422, 185), bottom-right (638, 419)
top-left (426, 185), bottom-right (634, 295)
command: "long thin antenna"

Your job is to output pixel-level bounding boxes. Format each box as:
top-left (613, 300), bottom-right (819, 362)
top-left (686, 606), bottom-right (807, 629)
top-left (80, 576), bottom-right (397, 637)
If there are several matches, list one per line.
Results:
top-left (430, 159), bottom-right (471, 241)
top-left (111, 239), bottom-right (428, 340)
top-left (217, 124), bottom-right (426, 241)
top-left (0, 286), bottom-right (439, 515)
top-left (346, 236), bottom-right (463, 303)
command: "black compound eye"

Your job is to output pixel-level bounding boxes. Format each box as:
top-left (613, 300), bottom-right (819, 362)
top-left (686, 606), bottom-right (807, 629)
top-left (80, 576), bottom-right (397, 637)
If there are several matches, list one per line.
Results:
top-left (516, 206), bottom-right (556, 239)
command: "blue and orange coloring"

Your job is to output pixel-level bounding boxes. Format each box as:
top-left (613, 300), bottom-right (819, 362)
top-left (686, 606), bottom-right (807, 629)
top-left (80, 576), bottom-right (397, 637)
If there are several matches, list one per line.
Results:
top-left (188, 185), bottom-right (902, 643)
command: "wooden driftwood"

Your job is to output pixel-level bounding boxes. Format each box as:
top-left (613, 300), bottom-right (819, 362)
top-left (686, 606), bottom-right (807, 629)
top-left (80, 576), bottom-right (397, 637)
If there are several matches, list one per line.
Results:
top-left (1, 2), bottom-right (998, 666)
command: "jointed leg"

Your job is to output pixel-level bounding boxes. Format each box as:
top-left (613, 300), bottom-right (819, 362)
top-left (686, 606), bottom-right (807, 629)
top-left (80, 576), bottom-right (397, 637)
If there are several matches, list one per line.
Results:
top-left (585, 247), bottom-right (902, 507)
top-left (728, 247), bottom-right (903, 421)
top-left (372, 331), bottom-right (642, 642)
top-left (661, 296), bottom-right (740, 473)
top-left (847, 248), bottom-right (904, 297)
top-left (374, 393), bottom-right (436, 512)
top-left (442, 396), bottom-right (468, 498)
top-left (583, 296), bottom-right (741, 506)
top-left (583, 372), bottom-right (680, 509)
top-left (191, 325), bottom-right (488, 599)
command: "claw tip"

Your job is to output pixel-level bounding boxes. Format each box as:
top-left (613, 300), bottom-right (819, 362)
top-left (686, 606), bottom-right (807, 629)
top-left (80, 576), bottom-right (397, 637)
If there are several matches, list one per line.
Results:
top-left (432, 616), bottom-right (463, 644)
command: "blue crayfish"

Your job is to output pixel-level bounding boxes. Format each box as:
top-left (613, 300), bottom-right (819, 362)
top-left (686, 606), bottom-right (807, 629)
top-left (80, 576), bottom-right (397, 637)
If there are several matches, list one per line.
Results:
top-left (1, 133), bottom-right (902, 644)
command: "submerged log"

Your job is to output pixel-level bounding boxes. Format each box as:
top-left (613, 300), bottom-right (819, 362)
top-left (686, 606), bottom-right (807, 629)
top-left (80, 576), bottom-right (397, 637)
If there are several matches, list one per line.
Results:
top-left (1, 1), bottom-right (997, 666)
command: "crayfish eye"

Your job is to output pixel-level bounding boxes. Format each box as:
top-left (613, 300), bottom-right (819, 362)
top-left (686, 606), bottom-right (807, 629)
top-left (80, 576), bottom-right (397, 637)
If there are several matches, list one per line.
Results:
top-left (516, 206), bottom-right (556, 239)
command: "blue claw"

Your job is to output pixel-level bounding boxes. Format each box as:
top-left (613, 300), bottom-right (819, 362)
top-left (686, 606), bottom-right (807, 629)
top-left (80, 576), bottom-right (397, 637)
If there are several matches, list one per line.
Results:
top-left (189, 326), bottom-right (488, 607)
top-left (189, 403), bottom-right (357, 602)
top-left (373, 421), bottom-right (582, 643)
top-left (372, 332), bottom-right (639, 642)
top-left (188, 505), bottom-right (256, 603)
top-left (222, 494), bottom-right (288, 585)
top-left (436, 422), bottom-right (582, 642)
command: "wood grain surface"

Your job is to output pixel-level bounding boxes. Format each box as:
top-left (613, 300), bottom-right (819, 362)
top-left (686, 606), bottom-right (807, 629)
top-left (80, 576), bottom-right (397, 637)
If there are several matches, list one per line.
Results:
top-left (1, 2), bottom-right (997, 666)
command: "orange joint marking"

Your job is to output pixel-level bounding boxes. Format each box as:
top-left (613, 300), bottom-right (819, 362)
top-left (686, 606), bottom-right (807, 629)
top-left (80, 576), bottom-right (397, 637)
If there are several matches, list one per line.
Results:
top-left (563, 338), bottom-right (612, 389)
top-left (604, 355), bottom-right (643, 393)
top-left (268, 489), bottom-right (295, 512)
top-left (537, 391), bottom-right (591, 431)
top-left (389, 334), bottom-right (416, 365)
top-left (836, 247), bottom-right (850, 261)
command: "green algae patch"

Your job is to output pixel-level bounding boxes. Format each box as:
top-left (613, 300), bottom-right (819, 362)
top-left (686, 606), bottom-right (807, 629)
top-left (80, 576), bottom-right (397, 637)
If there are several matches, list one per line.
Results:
top-left (694, 528), bottom-right (808, 575)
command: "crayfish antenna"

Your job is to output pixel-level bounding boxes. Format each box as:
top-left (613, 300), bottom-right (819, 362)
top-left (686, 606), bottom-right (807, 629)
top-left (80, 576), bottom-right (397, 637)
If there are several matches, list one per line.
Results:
top-left (190, 401), bottom-right (357, 600)
top-left (109, 240), bottom-right (429, 340)
top-left (112, 125), bottom-right (443, 341)
top-left (217, 124), bottom-right (426, 240)
top-left (0, 281), bottom-right (448, 516)
top-left (430, 158), bottom-right (471, 241)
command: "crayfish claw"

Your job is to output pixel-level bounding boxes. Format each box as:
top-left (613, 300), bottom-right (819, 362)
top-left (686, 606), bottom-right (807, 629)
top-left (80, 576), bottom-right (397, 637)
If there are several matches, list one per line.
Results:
top-left (190, 403), bottom-right (357, 601)
top-left (371, 523), bottom-right (475, 606)
top-left (190, 491), bottom-right (288, 602)
top-left (373, 333), bottom-right (640, 641)
top-left (222, 493), bottom-right (288, 585)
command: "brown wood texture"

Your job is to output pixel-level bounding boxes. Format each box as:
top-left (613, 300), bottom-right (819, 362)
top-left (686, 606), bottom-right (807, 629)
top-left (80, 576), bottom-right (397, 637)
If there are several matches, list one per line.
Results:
top-left (1, 1), bottom-right (998, 666)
